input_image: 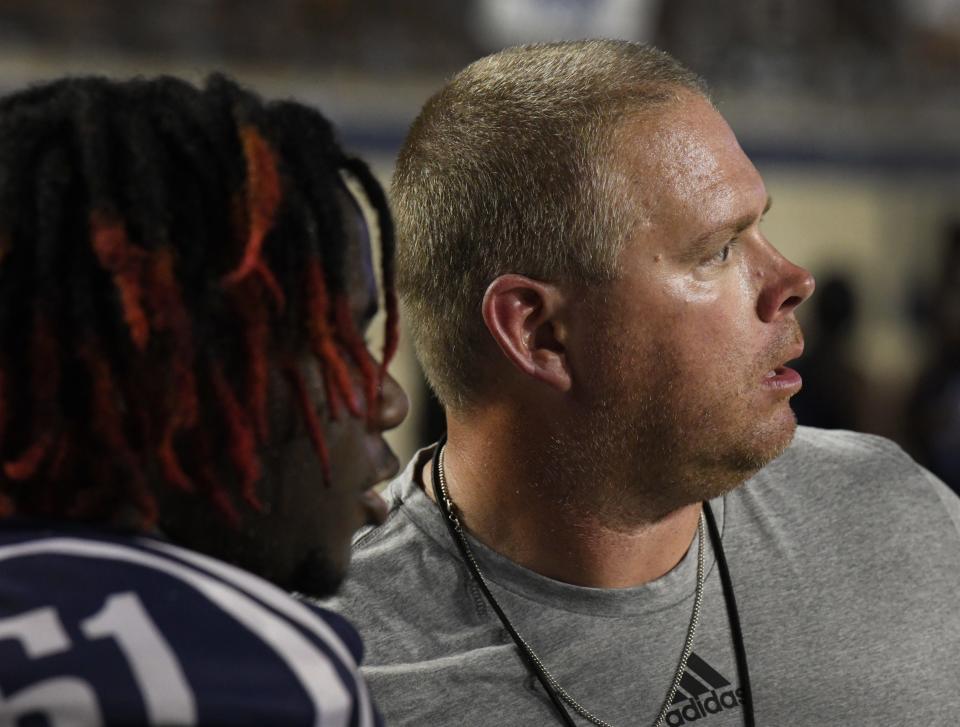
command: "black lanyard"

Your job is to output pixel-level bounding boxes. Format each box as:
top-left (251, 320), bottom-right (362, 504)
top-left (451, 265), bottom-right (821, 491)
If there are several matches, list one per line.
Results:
top-left (432, 436), bottom-right (755, 726)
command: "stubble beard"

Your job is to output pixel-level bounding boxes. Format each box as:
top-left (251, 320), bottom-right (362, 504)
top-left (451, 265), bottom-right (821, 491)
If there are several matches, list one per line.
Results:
top-left (551, 333), bottom-right (798, 528)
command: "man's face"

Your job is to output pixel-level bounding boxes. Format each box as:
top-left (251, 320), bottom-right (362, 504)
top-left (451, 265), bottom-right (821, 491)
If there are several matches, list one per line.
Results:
top-left (255, 186), bottom-right (408, 597)
top-left (568, 92), bottom-right (813, 516)
top-left (161, 185), bottom-right (408, 597)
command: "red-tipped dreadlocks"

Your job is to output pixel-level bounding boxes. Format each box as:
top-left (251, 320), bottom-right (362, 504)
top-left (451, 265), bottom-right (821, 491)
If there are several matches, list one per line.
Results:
top-left (335, 295), bottom-right (381, 423)
top-left (146, 246), bottom-right (199, 493)
top-left (223, 126), bottom-right (283, 288)
top-left (90, 210), bottom-right (151, 352)
top-left (209, 359), bottom-right (263, 511)
top-left (285, 363), bottom-right (333, 485)
top-left (5, 313), bottom-right (61, 481)
top-left (78, 341), bottom-right (157, 528)
top-left (239, 296), bottom-right (272, 441)
top-left (4, 311), bottom-right (61, 482)
top-left (4, 434), bottom-right (54, 482)
top-left (305, 257), bottom-right (362, 418)
top-left (0, 75), bottom-right (400, 530)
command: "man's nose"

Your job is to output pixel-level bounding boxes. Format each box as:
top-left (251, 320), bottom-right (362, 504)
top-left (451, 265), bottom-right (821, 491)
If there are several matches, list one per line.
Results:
top-left (756, 252), bottom-right (816, 323)
top-left (374, 372), bottom-right (409, 432)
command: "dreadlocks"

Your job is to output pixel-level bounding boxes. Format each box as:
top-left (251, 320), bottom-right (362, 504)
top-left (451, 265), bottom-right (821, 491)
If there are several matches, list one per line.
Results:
top-left (0, 74), bottom-right (398, 529)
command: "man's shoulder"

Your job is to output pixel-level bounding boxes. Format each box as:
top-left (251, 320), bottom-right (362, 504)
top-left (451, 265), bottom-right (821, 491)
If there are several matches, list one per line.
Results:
top-left (785, 425), bottom-right (912, 463)
top-left (344, 449), bottom-right (448, 580)
top-left (745, 426), bottom-right (960, 536)
top-left (331, 486), bottom-right (447, 613)
top-left (325, 468), bottom-right (472, 664)
top-left (349, 476), bottom-right (440, 563)
top-left (765, 426), bottom-right (934, 489)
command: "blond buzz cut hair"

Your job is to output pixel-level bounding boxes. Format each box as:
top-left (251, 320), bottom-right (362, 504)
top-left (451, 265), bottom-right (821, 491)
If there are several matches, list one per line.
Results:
top-left (393, 39), bottom-right (707, 410)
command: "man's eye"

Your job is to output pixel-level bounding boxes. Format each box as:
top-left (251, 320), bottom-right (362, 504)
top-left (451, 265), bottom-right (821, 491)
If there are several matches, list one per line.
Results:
top-left (711, 241), bottom-right (736, 264)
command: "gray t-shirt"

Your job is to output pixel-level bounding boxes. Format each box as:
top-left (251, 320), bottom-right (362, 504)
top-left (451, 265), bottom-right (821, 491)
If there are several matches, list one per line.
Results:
top-left (326, 428), bottom-right (960, 726)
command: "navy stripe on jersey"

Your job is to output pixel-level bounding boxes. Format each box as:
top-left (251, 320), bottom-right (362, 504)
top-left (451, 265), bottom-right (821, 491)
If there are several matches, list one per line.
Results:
top-left (140, 536), bottom-right (376, 727)
top-left (0, 524), bottom-right (382, 727)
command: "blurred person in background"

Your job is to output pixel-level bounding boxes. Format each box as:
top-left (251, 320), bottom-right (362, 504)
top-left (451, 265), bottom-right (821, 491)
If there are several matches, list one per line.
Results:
top-left (0, 74), bottom-right (407, 725)
top-left (329, 40), bottom-right (960, 726)
top-left (907, 222), bottom-right (960, 494)
top-left (790, 273), bottom-right (869, 431)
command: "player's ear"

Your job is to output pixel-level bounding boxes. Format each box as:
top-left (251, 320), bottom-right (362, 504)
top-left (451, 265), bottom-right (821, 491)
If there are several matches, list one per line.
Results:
top-left (481, 274), bottom-right (571, 393)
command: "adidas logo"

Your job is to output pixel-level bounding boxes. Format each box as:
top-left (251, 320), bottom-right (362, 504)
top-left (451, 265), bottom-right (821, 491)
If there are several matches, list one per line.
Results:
top-left (663, 652), bottom-right (745, 726)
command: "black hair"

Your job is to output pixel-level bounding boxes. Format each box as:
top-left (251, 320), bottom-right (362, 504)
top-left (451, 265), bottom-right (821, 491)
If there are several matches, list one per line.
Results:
top-left (0, 74), bottom-right (398, 528)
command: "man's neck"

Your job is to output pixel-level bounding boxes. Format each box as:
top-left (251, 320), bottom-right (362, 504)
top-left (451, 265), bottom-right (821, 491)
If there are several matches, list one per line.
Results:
top-left (422, 419), bottom-right (703, 589)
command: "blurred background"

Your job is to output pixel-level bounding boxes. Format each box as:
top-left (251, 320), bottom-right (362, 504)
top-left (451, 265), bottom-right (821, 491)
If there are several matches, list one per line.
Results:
top-left (1, 0), bottom-right (958, 491)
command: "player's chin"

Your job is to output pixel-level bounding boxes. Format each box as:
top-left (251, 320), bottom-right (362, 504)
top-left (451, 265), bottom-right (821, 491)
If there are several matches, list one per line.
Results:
top-left (285, 549), bottom-right (347, 599)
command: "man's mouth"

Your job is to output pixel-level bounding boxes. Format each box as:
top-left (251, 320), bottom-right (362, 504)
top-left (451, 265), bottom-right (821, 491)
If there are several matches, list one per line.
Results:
top-left (762, 343), bottom-right (804, 391)
top-left (763, 366), bottom-right (801, 387)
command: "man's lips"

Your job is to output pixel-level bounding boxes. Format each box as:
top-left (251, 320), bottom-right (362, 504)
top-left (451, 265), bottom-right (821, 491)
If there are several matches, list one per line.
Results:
top-left (762, 366), bottom-right (802, 391)
top-left (762, 343), bottom-right (804, 392)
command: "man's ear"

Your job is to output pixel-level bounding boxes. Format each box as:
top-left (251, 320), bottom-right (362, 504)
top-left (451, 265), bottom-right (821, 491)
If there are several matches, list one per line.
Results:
top-left (481, 274), bottom-right (571, 393)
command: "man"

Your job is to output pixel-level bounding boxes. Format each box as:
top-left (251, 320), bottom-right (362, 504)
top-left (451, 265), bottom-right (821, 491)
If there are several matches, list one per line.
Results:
top-left (0, 75), bottom-right (407, 725)
top-left (329, 41), bottom-right (960, 726)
